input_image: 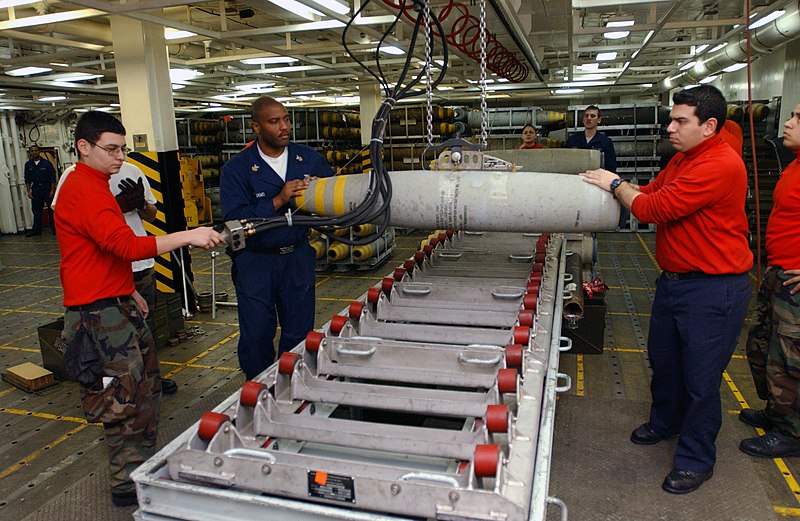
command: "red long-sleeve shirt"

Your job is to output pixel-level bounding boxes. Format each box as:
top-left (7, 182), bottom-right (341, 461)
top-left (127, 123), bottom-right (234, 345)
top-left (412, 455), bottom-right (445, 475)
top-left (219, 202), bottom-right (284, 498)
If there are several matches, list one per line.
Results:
top-left (631, 135), bottom-right (753, 274)
top-left (766, 151), bottom-right (800, 269)
top-left (54, 162), bottom-right (158, 306)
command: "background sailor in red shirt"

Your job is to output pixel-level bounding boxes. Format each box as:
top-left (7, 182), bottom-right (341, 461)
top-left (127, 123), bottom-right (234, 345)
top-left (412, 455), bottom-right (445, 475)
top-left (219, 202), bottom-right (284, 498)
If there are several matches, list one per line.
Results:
top-left (739, 102), bottom-right (800, 458)
top-left (580, 85), bottom-right (753, 494)
top-left (54, 111), bottom-right (224, 507)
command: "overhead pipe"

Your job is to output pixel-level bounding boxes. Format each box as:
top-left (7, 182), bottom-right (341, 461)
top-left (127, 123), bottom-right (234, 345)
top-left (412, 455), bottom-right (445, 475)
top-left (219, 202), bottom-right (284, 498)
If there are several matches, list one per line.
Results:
top-left (662, 2), bottom-right (800, 89)
top-left (0, 113), bottom-right (23, 233)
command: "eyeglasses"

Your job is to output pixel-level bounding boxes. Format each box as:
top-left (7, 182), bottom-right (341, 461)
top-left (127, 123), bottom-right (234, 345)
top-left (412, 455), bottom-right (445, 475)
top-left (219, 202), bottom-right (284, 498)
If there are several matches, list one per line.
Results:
top-left (89, 141), bottom-right (129, 157)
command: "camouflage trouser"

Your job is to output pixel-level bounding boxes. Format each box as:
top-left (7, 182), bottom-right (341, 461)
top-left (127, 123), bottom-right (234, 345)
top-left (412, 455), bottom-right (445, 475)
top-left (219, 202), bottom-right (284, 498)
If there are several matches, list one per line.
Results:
top-left (745, 267), bottom-right (800, 436)
top-left (133, 267), bottom-right (156, 342)
top-left (62, 296), bottom-right (162, 494)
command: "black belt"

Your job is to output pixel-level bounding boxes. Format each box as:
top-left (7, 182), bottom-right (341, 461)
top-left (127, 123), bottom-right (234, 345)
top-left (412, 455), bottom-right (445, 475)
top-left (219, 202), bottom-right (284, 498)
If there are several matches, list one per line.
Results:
top-left (247, 238), bottom-right (307, 255)
top-left (67, 295), bottom-right (132, 312)
top-left (662, 271), bottom-right (745, 281)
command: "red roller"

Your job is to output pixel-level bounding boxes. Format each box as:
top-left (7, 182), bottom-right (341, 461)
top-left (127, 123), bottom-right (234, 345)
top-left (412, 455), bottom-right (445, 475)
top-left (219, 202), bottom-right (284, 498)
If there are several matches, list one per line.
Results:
top-left (429, 237), bottom-right (439, 248)
top-left (367, 287), bottom-right (381, 303)
top-left (305, 331), bottom-right (324, 352)
top-left (423, 244), bottom-right (434, 257)
top-left (445, 229), bottom-right (454, 238)
top-left (403, 259), bottom-right (416, 272)
top-left (437, 233), bottom-right (447, 243)
top-left (330, 315), bottom-right (348, 334)
top-left (414, 250), bottom-right (426, 264)
top-left (485, 404), bottom-right (509, 433)
top-left (530, 263), bottom-right (544, 274)
top-left (518, 310), bottom-right (534, 327)
top-left (278, 352), bottom-right (300, 375)
top-left (514, 326), bottom-right (530, 345)
top-left (505, 344), bottom-right (523, 367)
top-left (240, 380), bottom-right (266, 407)
top-left (381, 277), bottom-right (395, 293)
top-left (198, 411), bottom-right (230, 441)
top-left (497, 368), bottom-right (517, 393)
top-left (474, 444), bottom-right (500, 478)
top-left (349, 301), bottom-right (364, 319)
top-left (526, 281), bottom-right (540, 293)
top-left (523, 293), bottom-right (537, 311)
top-left (393, 267), bottom-right (407, 281)
top-left (534, 251), bottom-right (546, 263)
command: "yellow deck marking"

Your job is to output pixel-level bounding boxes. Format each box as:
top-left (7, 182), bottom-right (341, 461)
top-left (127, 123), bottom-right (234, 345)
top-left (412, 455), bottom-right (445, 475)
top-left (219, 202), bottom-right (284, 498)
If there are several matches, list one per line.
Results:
top-left (576, 354), bottom-right (585, 397)
top-left (159, 360), bottom-right (239, 371)
top-left (0, 345), bottom-right (38, 352)
top-left (0, 407), bottom-right (88, 424)
top-left (723, 371), bottom-right (800, 504)
top-left (0, 424), bottom-right (90, 480)
top-left (775, 506), bottom-right (800, 516)
top-left (315, 275), bottom-right (334, 287)
top-left (161, 331), bottom-right (239, 378)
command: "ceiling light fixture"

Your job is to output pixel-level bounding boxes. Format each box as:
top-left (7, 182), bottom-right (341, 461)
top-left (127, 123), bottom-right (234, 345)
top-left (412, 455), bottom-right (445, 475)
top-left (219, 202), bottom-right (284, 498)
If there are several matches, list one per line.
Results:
top-left (596, 52), bottom-right (617, 61)
top-left (606, 20), bottom-right (634, 28)
top-left (748, 10), bottom-right (785, 30)
top-left (603, 31), bottom-right (630, 40)
top-left (723, 63), bottom-right (747, 72)
top-left (49, 62), bottom-right (70, 67)
top-left (265, 0), bottom-right (322, 21)
top-left (241, 56), bottom-right (299, 65)
top-left (172, 84), bottom-right (186, 90)
top-left (292, 89), bottom-right (325, 95)
top-left (0, 0), bottom-right (39, 7)
top-left (553, 88), bottom-right (584, 94)
top-left (378, 45), bottom-right (404, 55)
top-left (164, 28), bottom-right (197, 40)
top-left (38, 96), bottom-right (66, 102)
top-left (308, 0), bottom-right (349, 15)
top-left (6, 66), bottom-right (52, 76)
top-left (572, 0), bottom-right (669, 6)
top-left (169, 68), bottom-right (203, 83)
top-left (578, 63), bottom-right (600, 71)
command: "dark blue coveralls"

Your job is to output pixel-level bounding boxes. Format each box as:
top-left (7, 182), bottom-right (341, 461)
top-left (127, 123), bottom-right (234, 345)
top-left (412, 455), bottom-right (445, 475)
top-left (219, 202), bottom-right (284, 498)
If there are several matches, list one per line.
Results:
top-left (24, 157), bottom-right (56, 235)
top-left (220, 142), bottom-right (333, 380)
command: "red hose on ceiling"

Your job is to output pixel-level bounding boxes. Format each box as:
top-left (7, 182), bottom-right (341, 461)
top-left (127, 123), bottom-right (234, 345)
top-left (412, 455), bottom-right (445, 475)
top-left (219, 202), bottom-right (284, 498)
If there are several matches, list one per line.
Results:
top-left (380, 0), bottom-right (529, 82)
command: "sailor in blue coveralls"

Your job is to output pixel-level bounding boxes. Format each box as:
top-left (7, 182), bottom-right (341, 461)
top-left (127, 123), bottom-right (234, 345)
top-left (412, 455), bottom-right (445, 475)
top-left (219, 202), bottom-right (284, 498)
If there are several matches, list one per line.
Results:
top-left (221, 96), bottom-right (334, 380)
top-left (24, 145), bottom-right (57, 236)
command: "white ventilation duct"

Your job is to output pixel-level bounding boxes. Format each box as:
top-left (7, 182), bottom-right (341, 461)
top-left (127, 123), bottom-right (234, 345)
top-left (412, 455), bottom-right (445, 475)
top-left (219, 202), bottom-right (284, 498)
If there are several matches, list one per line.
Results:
top-left (662, 1), bottom-right (800, 89)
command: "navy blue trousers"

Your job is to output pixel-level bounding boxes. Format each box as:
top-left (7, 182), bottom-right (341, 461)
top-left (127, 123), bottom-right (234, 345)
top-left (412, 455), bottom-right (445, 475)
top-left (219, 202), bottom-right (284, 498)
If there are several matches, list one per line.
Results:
top-left (30, 186), bottom-right (54, 234)
top-left (647, 272), bottom-right (751, 473)
top-left (232, 243), bottom-right (316, 380)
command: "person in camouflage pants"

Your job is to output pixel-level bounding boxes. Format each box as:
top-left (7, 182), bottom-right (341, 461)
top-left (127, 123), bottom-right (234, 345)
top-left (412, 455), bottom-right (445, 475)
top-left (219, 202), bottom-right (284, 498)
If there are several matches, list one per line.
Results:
top-left (740, 103), bottom-right (800, 458)
top-left (53, 111), bottom-right (224, 507)
top-left (62, 297), bottom-right (160, 496)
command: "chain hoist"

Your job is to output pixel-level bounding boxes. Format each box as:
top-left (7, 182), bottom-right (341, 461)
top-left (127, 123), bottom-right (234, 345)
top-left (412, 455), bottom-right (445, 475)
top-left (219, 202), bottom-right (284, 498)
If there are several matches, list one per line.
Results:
top-left (423, 0), bottom-right (434, 148)
top-left (478, 0), bottom-right (489, 148)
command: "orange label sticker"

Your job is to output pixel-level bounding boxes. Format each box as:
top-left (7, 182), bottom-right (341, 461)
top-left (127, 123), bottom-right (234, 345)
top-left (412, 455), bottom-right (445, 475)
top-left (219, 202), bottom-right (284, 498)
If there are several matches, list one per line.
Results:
top-left (314, 471), bottom-right (328, 486)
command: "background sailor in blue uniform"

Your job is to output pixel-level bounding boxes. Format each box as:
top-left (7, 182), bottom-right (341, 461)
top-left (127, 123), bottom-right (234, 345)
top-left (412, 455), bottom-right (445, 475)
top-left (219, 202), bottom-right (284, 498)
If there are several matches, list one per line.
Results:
top-left (24, 145), bottom-right (58, 236)
top-left (221, 96), bottom-right (334, 380)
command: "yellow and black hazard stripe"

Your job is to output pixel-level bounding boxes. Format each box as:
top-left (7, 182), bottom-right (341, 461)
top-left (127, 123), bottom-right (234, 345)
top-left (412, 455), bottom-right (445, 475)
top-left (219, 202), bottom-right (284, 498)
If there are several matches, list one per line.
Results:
top-left (360, 148), bottom-right (371, 174)
top-left (127, 151), bottom-right (194, 297)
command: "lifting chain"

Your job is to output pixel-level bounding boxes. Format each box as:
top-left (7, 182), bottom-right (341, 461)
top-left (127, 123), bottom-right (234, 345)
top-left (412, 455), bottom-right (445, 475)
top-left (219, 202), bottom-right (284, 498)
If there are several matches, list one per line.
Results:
top-left (478, 0), bottom-right (489, 148)
top-left (423, 0), bottom-right (434, 148)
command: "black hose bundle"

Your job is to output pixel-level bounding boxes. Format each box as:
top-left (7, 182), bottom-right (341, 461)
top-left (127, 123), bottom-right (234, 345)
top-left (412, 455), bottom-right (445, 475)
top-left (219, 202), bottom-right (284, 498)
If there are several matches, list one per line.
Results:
top-left (241, 0), bottom-right (449, 247)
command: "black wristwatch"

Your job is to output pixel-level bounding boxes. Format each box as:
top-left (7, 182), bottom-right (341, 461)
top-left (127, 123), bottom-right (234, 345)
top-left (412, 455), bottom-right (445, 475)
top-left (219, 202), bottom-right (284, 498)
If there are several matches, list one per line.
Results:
top-left (610, 178), bottom-right (626, 199)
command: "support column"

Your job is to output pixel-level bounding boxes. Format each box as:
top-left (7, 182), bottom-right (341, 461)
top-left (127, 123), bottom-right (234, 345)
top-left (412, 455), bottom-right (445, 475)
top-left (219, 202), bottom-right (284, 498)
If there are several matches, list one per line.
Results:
top-left (110, 16), bottom-right (193, 303)
top-left (359, 83), bottom-right (382, 173)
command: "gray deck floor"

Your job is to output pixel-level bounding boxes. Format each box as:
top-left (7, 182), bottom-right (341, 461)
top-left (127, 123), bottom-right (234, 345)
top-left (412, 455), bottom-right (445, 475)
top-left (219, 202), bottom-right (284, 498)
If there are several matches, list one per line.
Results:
top-left (0, 231), bottom-right (797, 521)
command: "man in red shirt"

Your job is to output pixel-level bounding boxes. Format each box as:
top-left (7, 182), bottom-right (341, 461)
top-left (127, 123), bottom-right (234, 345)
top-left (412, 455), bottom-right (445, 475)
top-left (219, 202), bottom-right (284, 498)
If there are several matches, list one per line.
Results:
top-left (54, 111), bottom-right (224, 507)
top-left (739, 102), bottom-right (800, 457)
top-left (581, 85), bottom-right (753, 494)
top-left (519, 124), bottom-right (545, 149)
